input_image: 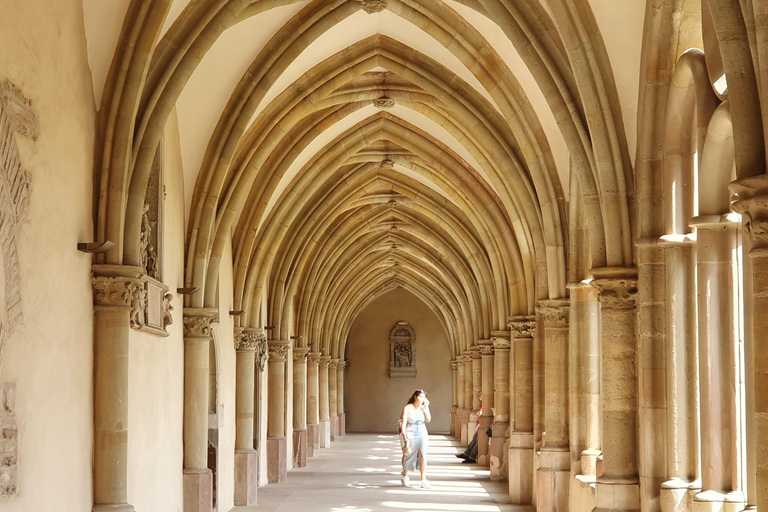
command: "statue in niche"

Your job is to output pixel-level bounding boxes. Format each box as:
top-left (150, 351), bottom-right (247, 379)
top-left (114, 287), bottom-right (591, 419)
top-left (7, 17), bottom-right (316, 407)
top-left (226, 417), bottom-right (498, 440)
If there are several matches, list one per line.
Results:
top-left (389, 321), bottom-right (416, 378)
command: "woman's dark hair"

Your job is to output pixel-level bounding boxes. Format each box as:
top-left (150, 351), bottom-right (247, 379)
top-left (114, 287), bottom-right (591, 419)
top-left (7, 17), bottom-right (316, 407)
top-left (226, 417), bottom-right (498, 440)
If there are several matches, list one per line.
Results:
top-left (407, 389), bottom-right (425, 405)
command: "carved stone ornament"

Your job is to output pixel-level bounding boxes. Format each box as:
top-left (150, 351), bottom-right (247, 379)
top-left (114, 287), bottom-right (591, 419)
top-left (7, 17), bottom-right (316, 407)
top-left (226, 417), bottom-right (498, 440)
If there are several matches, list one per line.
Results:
top-left (509, 319), bottom-right (536, 339)
top-left (268, 341), bottom-right (290, 361)
top-left (591, 278), bottom-right (638, 309)
top-left (389, 321), bottom-right (416, 378)
top-left (183, 308), bottom-right (218, 338)
top-left (730, 175), bottom-right (768, 252)
top-left (374, 97), bottom-right (395, 109)
top-left (255, 338), bottom-right (268, 372)
top-left (380, 158), bottom-right (395, 169)
top-left (293, 348), bottom-right (309, 362)
top-left (92, 276), bottom-right (142, 308)
top-left (450, 359), bottom-right (458, 370)
top-left (358, 0), bottom-right (387, 14)
top-left (235, 330), bottom-right (264, 351)
top-left (319, 356), bottom-right (331, 369)
top-left (492, 337), bottom-right (511, 350)
top-left (329, 358), bottom-right (340, 370)
top-left (468, 346), bottom-right (481, 360)
top-left (478, 342), bottom-right (494, 356)
top-left (307, 352), bottom-right (322, 365)
top-left (538, 301), bottom-right (570, 328)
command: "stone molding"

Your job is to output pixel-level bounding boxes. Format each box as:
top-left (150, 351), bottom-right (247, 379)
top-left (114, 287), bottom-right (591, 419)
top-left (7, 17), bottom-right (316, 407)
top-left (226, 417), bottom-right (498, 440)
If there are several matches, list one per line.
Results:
top-left (307, 352), bottom-right (322, 365)
top-left (479, 340), bottom-right (494, 356)
top-left (374, 97), bottom-right (395, 109)
top-left (591, 267), bottom-right (639, 309)
top-left (538, 300), bottom-right (570, 328)
top-left (293, 347), bottom-right (309, 362)
top-left (450, 359), bottom-right (458, 370)
top-left (319, 355), bottom-right (331, 369)
top-left (268, 340), bottom-right (291, 361)
top-left (183, 308), bottom-right (218, 338)
top-left (235, 329), bottom-right (265, 352)
top-left (508, 316), bottom-right (536, 338)
top-left (357, 0), bottom-right (387, 14)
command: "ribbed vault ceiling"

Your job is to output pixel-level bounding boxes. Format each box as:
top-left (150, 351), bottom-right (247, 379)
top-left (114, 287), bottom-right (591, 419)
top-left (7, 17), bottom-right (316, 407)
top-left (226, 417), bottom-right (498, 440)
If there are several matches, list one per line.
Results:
top-left (86, 0), bottom-right (644, 359)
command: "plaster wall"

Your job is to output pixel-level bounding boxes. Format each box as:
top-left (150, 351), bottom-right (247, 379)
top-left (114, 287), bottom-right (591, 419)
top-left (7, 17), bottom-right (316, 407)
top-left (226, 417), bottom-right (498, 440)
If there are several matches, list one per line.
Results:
top-left (346, 288), bottom-right (451, 433)
top-left (0, 0), bottom-right (96, 509)
top-left (126, 111), bottom-right (186, 511)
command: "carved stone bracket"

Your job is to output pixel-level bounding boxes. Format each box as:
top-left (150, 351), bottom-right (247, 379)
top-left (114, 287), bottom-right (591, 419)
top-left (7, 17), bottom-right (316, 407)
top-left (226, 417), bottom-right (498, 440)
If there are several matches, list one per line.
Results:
top-left (538, 300), bottom-right (570, 328)
top-left (731, 175), bottom-right (768, 253)
top-left (307, 352), bottom-right (322, 365)
top-left (590, 268), bottom-right (639, 309)
top-left (268, 340), bottom-right (291, 361)
top-left (255, 336), bottom-right (269, 372)
top-left (183, 308), bottom-right (218, 339)
top-left (358, 0), bottom-right (387, 14)
top-left (374, 97), bottom-right (395, 109)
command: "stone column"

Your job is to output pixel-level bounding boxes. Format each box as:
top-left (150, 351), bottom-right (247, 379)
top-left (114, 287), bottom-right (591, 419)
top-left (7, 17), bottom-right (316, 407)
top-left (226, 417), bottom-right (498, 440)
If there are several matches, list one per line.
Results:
top-left (658, 237), bottom-right (700, 512)
top-left (592, 268), bottom-right (640, 512)
top-left (478, 340), bottom-right (495, 466)
top-left (568, 281), bottom-right (601, 479)
top-left (732, 176), bottom-right (768, 512)
top-left (267, 340), bottom-right (290, 483)
top-left (689, 215), bottom-right (745, 512)
top-left (450, 360), bottom-right (458, 438)
top-left (490, 330), bottom-right (511, 482)
top-left (182, 307), bottom-right (218, 512)
top-left (509, 316), bottom-right (536, 505)
top-left (337, 360), bottom-right (347, 437)
top-left (329, 359), bottom-right (339, 440)
top-left (463, 352), bottom-right (474, 446)
top-left (234, 329), bottom-right (262, 506)
top-left (91, 266), bottom-right (143, 512)
top-left (292, 347), bottom-right (309, 468)
top-left (456, 357), bottom-right (468, 445)
top-left (468, 347), bottom-right (482, 447)
top-left (318, 355), bottom-right (331, 448)
top-left (306, 352), bottom-right (321, 457)
top-left (537, 300), bottom-right (570, 512)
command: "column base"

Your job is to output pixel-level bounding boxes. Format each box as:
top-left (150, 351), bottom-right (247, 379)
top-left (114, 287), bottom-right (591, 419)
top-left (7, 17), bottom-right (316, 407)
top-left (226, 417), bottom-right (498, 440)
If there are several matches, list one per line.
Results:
top-left (320, 419), bottom-right (331, 448)
top-left (537, 448), bottom-right (570, 512)
top-left (307, 423), bottom-right (320, 457)
top-left (477, 416), bottom-right (493, 466)
top-left (293, 429), bottom-right (308, 468)
top-left (93, 505), bottom-right (136, 512)
top-left (661, 478), bottom-right (700, 512)
top-left (267, 436), bottom-right (288, 484)
top-left (509, 432), bottom-right (534, 504)
top-left (339, 412), bottom-right (346, 436)
top-left (234, 449), bottom-right (258, 506)
top-left (594, 478), bottom-right (640, 512)
top-left (183, 468), bottom-right (213, 512)
top-left (489, 421), bottom-right (509, 482)
top-left (691, 490), bottom-right (745, 512)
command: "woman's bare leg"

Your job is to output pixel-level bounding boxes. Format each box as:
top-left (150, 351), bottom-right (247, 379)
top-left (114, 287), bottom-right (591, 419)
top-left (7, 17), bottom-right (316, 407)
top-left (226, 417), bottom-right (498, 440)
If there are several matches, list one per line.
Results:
top-left (418, 451), bottom-right (426, 480)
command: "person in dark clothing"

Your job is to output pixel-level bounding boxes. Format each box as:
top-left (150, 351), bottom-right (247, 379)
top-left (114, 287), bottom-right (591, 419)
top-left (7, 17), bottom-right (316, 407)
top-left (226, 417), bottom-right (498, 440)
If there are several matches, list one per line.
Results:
top-left (456, 391), bottom-right (482, 463)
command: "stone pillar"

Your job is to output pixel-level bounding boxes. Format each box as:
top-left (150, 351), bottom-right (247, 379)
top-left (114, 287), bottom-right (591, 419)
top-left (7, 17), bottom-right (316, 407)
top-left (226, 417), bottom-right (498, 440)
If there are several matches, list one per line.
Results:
top-left (592, 268), bottom-right (640, 512)
top-left (478, 340), bottom-right (494, 466)
top-left (292, 347), bottom-right (309, 468)
top-left (234, 329), bottom-right (262, 506)
top-left (450, 359), bottom-right (458, 438)
top-left (306, 352), bottom-right (321, 457)
top-left (731, 176), bottom-right (768, 512)
top-left (329, 359), bottom-right (339, 440)
top-left (182, 307), bottom-right (218, 512)
top-left (567, 282), bottom-right (601, 479)
top-left (456, 357), bottom-right (468, 445)
top-left (689, 215), bottom-right (745, 512)
top-left (337, 360), bottom-right (347, 437)
top-left (537, 300), bottom-right (570, 512)
top-left (490, 330), bottom-right (511, 482)
top-left (267, 340), bottom-right (290, 483)
top-left (318, 356), bottom-right (331, 448)
top-left (533, 309), bottom-right (545, 507)
top-left (468, 347), bottom-right (482, 447)
top-left (91, 266), bottom-right (143, 512)
top-left (509, 316), bottom-right (536, 505)
top-left (658, 237), bottom-right (700, 512)
top-left (463, 353), bottom-right (474, 446)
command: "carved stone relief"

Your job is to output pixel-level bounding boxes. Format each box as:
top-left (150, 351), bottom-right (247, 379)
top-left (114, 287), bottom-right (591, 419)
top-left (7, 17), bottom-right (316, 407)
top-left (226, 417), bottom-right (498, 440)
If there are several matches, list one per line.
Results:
top-left (358, 0), bottom-right (387, 14)
top-left (389, 321), bottom-right (416, 378)
top-left (141, 143), bottom-right (162, 279)
top-left (0, 383), bottom-right (16, 497)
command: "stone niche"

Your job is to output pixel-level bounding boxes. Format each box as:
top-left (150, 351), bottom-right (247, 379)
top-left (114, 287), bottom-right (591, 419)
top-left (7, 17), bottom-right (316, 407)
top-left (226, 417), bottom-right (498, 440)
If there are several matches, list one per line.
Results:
top-left (389, 321), bottom-right (416, 378)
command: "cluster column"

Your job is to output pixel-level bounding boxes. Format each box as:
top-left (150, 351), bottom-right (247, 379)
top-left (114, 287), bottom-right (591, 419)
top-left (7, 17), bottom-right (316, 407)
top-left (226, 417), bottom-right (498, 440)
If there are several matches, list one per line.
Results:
top-left (234, 328), bottom-right (263, 506)
top-left (592, 268), bottom-right (640, 512)
top-left (318, 356), bottom-right (332, 448)
top-left (508, 316), bottom-right (536, 505)
top-left (478, 340), bottom-right (495, 466)
top-left (456, 356), bottom-right (468, 445)
top-left (292, 347), bottom-right (309, 468)
top-left (266, 340), bottom-right (291, 483)
top-left (537, 301), bottom-right (571, 512)
top-left (182, 307), bottom-right (219, 512)
top-left (329, 359), bottom-right (339, 440)
top-left (91, 265), bottom-right (144, 512)
top-left (450, 360), bottom-right (459, 438)
top-left (463, 352), bottom-right (474, 445)
top-left (468, 347), bottom-right (482, 446)
top-left (490, 331), bottom-right (510, 482)
top-left (306, 352), bottom-right (322, 457)
top-left (337, 360), bottom-right (347, 437)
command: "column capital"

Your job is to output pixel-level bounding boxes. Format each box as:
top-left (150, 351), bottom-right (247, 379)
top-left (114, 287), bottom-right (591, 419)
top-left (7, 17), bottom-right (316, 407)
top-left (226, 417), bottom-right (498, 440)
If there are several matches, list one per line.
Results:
top-left (91, 264), bottom-right (144, 309)
top-left (319, 355), bottom-right (331, 368)
top-left (338, 360), bottom-right (349, 370)
top-left (508, 315), bottom-right (536, 338)
top-left (590, 267), bottom-right (638, 309)
top-left (268, 340), bottom-right (291, 361)
top-left (468, 346), bottom-right (482, 360)
top-left (293, 347), bottom-right (309, 362)
top-left (235, 328), bottom-right (265, 352)
top-left (183, 307), bottom-right (219, 338)
top-left (329, 358), bottom-right (340, 369)
top-left (538, 299), bottom-right (570, 328)
top-left (479, 339), bottom-right (494, 356)
top-left (307, 352), bottom-right (322, 365)
top-left (450, 359), bottom-right (458, 370)
top-left (731, 174), bottom-right (768, 253)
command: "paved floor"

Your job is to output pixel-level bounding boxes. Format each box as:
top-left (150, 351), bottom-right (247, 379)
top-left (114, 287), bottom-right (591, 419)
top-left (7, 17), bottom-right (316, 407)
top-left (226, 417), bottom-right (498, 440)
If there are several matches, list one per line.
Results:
top-left (234, 433), bottom-right (520, 512)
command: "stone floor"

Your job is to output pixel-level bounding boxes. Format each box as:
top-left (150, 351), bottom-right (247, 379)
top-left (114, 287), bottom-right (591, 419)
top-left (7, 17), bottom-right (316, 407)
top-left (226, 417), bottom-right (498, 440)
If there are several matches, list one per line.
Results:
top-left (233, 433), bottom-right (522, 512)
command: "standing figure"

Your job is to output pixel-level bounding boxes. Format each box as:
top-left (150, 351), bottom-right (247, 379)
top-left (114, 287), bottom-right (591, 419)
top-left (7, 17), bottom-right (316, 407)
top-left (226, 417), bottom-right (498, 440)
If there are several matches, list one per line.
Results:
top-left (399, 389), bottom-right (432, 488)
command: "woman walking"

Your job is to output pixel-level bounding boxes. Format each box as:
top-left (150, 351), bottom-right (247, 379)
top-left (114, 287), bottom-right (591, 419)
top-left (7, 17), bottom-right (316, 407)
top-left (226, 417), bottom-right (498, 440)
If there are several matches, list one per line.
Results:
top-left (399, 389), bottom-right (432, 488)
